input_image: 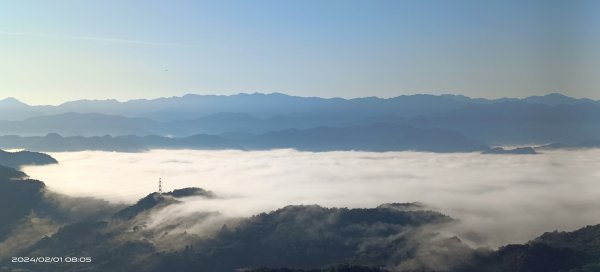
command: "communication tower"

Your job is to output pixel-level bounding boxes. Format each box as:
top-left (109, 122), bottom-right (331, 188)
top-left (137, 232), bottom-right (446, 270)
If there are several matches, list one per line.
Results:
top-left (158, 178), bottom-right (163, 194)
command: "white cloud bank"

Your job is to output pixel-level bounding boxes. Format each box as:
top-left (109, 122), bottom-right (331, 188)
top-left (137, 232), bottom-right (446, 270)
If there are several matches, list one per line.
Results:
top-left (23, 148), bottom-right (600, 248)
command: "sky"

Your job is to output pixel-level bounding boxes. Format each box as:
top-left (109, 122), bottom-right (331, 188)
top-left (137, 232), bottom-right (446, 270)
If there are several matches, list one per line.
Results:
top-left (1, 0), bottom-right (599, 105)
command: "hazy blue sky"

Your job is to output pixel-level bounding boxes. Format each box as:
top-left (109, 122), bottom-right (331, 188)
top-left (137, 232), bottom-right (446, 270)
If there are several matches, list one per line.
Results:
top-left (1, 0), bottom-right (599, 104)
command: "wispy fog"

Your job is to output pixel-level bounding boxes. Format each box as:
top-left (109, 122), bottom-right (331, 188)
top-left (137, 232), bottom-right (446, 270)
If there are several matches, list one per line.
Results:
top-left (23, 149), bottom-right (600, 248)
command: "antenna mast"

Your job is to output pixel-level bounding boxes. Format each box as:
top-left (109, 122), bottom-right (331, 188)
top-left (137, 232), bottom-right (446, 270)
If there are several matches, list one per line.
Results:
top-left (158, 177), bottom-right (163, 194)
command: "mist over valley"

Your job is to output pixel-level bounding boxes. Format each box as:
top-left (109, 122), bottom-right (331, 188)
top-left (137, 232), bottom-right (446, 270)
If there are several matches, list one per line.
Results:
top-left (22, 148), bottom-right (600, 248)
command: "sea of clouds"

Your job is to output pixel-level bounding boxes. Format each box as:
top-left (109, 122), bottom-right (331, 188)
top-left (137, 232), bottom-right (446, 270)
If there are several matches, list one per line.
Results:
top-left (23, 148), bottom-right (600, 248)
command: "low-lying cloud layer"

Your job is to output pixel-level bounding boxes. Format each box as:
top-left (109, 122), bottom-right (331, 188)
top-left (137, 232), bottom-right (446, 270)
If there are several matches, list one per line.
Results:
top-left (23, 149), bottom-right (600, 248)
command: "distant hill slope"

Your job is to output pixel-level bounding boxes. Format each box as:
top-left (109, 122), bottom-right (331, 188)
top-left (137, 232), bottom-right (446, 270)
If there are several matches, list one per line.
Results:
top-left (0, 149), bottom-right (57, 168)
top-left (0, 112), bottom-right (160, 136)
top-left (0, 133), bottom-right (241, 152)
top-left (405, 102), bottom-right (600, 144)
top-left (0, 123), bottom-right (486, 153)
top-left (242, 123), bottom-right (486, 152)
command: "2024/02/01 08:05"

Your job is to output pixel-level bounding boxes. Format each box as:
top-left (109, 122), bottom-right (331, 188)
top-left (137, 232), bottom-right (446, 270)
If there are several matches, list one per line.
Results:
top-left (12, 256), bottom-right (92, 263)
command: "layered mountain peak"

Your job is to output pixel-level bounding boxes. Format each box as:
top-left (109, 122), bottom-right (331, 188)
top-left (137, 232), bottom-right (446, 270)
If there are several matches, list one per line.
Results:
top-left (0, 97), bottom-right (28, 107)
top-left (523, 93), bottom-right (595, 105)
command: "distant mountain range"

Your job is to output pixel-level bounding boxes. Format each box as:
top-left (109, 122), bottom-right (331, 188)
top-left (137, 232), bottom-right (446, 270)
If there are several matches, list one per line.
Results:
top-left (2, 92), bottom-right (597, 122)
top-left (1, 93), bottom-right (598, 151)
top-left (0, 93), bottom-right (472, 121)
